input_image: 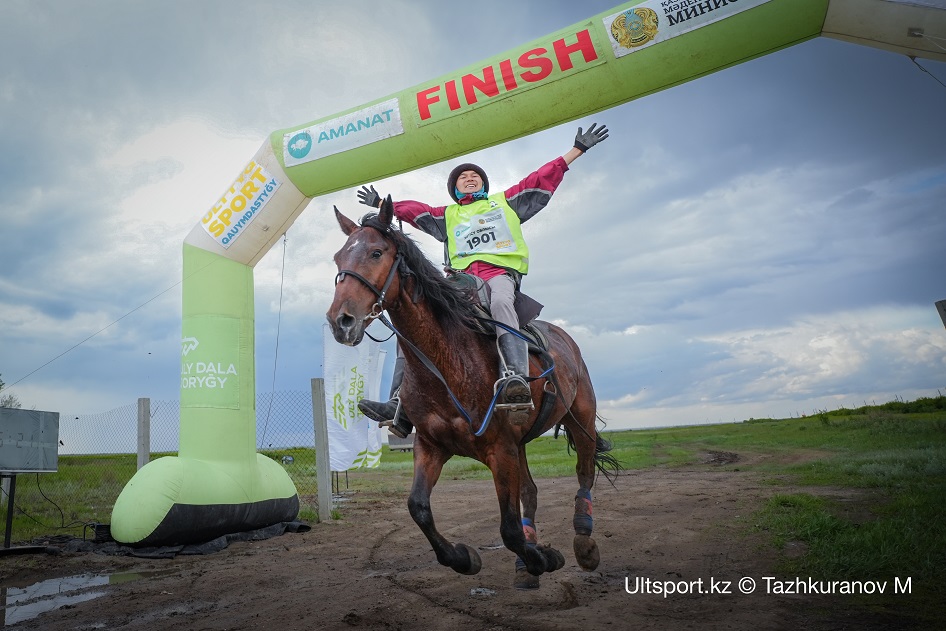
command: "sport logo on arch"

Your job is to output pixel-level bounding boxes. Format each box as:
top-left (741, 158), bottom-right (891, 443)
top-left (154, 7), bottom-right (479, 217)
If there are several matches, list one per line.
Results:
top-left (181, 337), bottom-right (200, 356)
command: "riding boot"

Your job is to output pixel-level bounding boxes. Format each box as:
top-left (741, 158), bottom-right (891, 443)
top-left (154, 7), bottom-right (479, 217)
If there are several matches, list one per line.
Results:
top-left (358, 356), bottom-right (413, 438)
top-left (496, 334), bottom-right (533, 424)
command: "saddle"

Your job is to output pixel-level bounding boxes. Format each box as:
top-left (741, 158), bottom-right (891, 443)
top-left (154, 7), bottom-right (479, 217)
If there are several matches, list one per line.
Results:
top-left (446, 271), bottom-right (557, 444)
top-left (445, 270), bottom-right (548, 350)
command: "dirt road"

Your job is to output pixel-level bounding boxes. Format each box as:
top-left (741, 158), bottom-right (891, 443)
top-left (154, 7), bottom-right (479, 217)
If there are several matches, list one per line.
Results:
top-left (1, 462), bottom-right (917, 630)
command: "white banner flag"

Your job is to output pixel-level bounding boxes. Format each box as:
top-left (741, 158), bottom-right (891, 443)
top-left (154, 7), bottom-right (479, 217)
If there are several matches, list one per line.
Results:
top-left (603, 0), bottom-right (773, 59)
top-left (322, 323), bottom-right (384, 471)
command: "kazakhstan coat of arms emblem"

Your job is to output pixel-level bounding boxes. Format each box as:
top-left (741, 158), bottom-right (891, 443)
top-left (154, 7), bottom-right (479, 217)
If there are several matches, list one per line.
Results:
top-left (610, 7), bottom-right (659, 48)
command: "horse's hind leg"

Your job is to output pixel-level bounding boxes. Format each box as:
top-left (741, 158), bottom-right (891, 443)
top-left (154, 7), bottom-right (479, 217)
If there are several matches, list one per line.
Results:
top-left (408, 438), bottom-right (481, 575)
top-left (566, 380), bottom-right (602, 571)
top-left (515, 446), bottom-right (541, 589)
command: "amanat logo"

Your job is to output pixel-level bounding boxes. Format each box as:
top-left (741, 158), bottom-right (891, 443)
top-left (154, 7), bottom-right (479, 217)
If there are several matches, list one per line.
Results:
top-left (413, 28), bottom-right (601, 123)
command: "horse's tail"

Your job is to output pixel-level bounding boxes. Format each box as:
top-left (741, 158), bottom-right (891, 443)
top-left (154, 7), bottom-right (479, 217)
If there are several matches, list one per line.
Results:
top-left (592, 428), bottom-right (622, 485)
top-left (562, 416), bottom-right (621, 485)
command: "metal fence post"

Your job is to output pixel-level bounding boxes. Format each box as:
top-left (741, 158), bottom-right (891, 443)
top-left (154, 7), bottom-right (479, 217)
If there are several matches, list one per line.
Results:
top-left (310, 378), bottom-right (332, 523)
top-left (137, 398), bottom-right (150, 470)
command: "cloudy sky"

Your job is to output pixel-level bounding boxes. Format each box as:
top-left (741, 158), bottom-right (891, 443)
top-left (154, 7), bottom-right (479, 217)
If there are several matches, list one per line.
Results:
top-left (2, 0), bottom-right (945, 434)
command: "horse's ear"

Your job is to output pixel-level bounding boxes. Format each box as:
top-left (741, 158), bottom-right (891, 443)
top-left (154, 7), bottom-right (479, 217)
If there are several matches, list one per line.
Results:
top-left (334, 206), bottom-right (358, 236)
top-left (378, 195), bottom-right (394, 228)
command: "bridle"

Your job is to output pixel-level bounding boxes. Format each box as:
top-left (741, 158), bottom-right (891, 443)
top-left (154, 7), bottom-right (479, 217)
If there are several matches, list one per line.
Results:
top-left (331, 223), bottom-right (562, 439)
top-left (335, 251), bottom-right (403, 323)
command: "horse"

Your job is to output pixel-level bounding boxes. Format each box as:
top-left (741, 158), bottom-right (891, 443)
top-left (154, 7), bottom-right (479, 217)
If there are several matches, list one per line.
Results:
top-left (326, 197), bottom-right (619, 589)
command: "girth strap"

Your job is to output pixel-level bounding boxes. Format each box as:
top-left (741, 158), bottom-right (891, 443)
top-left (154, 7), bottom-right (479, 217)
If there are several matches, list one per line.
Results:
top-left (520, 382), bottom-right (558, 445)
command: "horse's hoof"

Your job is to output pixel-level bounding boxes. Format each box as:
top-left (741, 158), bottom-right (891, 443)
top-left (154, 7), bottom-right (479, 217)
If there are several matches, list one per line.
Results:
top-left (573, 534), bottom-right (600, 571)
top-left (538, 544), bottom-right (566, 572)
top-left (514, 567), bottom-right (541, 590)
top-left (455, 543), bottom-right (482, 575)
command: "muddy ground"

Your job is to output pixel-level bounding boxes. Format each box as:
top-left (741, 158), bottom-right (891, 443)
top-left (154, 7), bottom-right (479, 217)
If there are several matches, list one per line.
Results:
top-left (0, 455), bottom-right (926, 630)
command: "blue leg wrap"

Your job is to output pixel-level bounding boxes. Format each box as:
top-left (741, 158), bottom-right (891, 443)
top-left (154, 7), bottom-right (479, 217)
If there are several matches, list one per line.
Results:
top-left (516, 517), bottom-right (538, 570)
top-left (573, 488), bottom-right (593, 535)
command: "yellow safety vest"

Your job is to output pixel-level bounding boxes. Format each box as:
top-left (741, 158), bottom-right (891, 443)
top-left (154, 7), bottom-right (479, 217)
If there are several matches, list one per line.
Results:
top-left (445, 194), bottom-right (530, 274)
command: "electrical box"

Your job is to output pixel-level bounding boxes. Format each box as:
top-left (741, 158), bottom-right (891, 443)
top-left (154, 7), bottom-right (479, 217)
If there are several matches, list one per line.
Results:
top-left (0, 408), bottom-right (59, 473)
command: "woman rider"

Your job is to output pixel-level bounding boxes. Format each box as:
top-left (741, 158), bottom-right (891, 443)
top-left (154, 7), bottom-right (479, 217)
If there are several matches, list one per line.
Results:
top-left (356, 123), bottom-right (609, 437)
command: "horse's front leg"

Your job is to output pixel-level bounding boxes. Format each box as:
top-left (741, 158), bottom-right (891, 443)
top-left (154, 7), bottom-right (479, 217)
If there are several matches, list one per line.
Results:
top-left (491, 446), bottom-right (564, 579)
top-left (408, 437), bottom-right (481, 575)
top-left (514, 446), bottom-right (543, 589)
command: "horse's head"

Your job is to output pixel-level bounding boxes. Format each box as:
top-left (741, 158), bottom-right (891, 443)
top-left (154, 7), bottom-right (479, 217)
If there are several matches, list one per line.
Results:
top-left (326, 196), bottom-right (401, 346)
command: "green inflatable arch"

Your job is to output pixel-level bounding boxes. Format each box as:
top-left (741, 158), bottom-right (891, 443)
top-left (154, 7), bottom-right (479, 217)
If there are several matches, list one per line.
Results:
top-left (111, 0), bottom-right (945, 545)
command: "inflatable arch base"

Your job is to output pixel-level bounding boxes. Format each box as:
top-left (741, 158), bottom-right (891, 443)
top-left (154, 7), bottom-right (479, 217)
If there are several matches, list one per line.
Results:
top-left (111, 453), bottom-right (298, 546)
top-left (111, 245), bottom-right (299, 546)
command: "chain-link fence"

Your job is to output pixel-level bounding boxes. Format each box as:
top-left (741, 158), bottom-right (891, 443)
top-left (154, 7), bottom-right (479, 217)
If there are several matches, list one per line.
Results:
top-left (9, 390), bottom-right (318, 538)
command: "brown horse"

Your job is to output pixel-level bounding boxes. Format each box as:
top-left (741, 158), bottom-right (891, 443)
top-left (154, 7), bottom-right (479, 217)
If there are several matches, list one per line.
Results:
top-left (326, 197), bottom-right (619, 588)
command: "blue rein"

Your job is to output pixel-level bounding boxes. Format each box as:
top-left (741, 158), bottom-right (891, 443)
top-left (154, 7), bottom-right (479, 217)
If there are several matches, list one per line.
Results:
top-left (336, 233), bottom-right (554, 436)
top-left (374, 314), bottom-right (553, 436)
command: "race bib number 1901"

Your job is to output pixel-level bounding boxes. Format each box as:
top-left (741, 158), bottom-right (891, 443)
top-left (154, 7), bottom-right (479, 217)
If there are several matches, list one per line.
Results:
top-left (452, 209), bottom-right (517, 258)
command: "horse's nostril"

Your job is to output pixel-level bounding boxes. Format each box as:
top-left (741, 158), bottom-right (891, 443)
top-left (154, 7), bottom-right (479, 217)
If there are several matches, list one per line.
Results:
top-left (337, 313), bottom-right (356, 331)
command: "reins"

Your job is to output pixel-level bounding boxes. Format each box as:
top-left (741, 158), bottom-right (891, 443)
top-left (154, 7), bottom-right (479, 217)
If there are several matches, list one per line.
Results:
top-left (375, 311), bottom-right (551, 437)
top-left (335, 244), bottom-right (488, 429)
top-left (336, 233), bottom-right (554, 436)
top-left (338, 225), bottom-right (587, 441)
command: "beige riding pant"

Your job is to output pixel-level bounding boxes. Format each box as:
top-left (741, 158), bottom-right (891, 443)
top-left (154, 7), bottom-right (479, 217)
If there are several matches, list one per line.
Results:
top-left (486, 273), bottom-right (519, 337)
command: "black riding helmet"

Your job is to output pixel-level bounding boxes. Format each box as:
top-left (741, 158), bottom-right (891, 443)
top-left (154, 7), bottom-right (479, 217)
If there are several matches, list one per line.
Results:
top-left (447, 163), bottom-right (489, 202)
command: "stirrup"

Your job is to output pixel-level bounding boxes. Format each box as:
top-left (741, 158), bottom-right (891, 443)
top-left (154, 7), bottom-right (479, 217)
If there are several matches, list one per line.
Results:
top-left (493, 375), bottom-right (534, 411)
top-left (388, 416), bottom-right (412, 439)
top-left (359, 396), bottom-right (414, 439)
top-left (381, 397), bottom-right (404, 430)
top-left (359, 396), bottom-right (401, 426)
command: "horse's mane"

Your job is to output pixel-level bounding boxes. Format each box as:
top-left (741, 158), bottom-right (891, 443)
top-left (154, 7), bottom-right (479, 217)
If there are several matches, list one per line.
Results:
top-left (360, 213), bottom-right (482, 333)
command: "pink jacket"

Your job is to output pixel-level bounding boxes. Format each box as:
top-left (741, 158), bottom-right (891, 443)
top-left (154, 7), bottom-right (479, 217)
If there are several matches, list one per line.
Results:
top-left (388, 157), bottom-right (570, 280)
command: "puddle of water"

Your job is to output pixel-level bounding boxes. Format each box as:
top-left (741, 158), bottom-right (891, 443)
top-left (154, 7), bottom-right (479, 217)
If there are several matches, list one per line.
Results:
top-left (1, 568), bottom-right (177, 627)
top-left (3, 588), bottom-right (106, 626)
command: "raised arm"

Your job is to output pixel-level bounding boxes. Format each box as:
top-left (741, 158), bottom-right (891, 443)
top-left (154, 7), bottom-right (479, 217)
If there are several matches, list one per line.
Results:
top-left (564, 123), bottom-right (609, 165)
top-left (357, 185), bottom-right (448, 241)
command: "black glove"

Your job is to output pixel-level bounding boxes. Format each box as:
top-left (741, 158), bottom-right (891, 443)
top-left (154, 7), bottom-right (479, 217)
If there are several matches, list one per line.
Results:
top-left (574, 123), bottom-right (609, 152)
top-left (357, 185), bottom-right (382, 208)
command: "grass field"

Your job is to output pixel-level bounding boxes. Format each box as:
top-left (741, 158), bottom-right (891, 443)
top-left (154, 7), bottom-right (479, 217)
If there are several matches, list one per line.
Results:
top-left (6, 396), bottom-right (945, 618)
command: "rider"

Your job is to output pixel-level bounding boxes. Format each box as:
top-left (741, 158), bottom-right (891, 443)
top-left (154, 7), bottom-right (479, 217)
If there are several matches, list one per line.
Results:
top-left (357, 123), bottom-right (609, 437)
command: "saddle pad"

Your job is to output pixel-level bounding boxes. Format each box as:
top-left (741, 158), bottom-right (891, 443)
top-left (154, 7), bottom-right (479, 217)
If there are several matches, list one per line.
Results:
top-left (522, 321), bottom-right (550, 354)
top-left (448, 271), bottom-right (545, 335)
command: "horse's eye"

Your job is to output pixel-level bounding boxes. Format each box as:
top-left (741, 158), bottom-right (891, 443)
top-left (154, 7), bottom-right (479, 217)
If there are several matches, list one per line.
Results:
top-left (371, 249), bottom-right (383, 259)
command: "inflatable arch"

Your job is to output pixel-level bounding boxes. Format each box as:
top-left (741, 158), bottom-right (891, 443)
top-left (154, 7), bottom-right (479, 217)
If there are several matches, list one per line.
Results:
top-left (111, 0), bottom-right (945, 545)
